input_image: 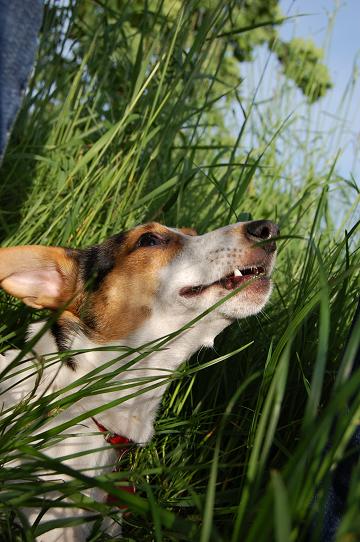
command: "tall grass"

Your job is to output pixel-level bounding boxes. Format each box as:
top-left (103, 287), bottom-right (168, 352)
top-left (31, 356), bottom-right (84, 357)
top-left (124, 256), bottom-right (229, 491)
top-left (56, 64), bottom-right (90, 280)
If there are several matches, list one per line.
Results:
top-left (0, 1), bottom-right (359, 541)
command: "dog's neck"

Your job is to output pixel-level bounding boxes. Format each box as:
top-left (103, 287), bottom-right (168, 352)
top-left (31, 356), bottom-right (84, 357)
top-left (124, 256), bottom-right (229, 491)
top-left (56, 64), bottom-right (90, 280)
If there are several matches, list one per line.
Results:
top-left (24, 310), bottom-right (230, 444)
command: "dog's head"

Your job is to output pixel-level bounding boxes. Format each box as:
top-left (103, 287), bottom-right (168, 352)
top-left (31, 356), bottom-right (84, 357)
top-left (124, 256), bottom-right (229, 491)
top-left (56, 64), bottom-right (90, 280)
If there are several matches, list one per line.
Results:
top-left (0, 220), bottom-right (278, 342)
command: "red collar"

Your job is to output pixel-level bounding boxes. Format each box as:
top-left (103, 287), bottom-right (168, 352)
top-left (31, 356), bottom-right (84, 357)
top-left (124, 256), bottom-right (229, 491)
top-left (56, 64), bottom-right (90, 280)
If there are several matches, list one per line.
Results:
top-left (92, 417), bottom-right (136, 505)
top-left (93, 417), bottom-right (133, 449)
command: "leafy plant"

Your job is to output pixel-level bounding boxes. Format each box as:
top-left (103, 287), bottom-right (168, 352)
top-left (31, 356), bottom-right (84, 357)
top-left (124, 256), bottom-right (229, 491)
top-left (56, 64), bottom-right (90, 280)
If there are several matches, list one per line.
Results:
top-left (0, 1), bottom-right (358, 541)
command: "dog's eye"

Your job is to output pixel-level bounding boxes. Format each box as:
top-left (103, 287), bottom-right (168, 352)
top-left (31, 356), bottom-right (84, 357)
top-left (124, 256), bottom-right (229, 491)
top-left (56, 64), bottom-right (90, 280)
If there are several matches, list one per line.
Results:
top-left (137, 233), bottom-right (165, 248)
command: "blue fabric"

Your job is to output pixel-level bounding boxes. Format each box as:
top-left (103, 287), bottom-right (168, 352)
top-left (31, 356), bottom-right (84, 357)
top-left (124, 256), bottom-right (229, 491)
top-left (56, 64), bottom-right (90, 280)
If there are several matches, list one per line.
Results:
top-left (322, 426), bottom-right (360, 541)
top-left (320, 303), bottom-right (360, 541)
top-left (0, 0), bottom-right (43, 161)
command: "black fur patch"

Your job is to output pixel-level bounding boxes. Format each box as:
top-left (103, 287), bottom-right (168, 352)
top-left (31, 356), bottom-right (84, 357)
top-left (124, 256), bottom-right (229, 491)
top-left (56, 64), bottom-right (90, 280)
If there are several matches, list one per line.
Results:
top-left (51, 321), bottom-right (76, 370)
top-left (79, 233), bottom-right (126, 292)
top-left (81, 309), bottom-right (97, 331)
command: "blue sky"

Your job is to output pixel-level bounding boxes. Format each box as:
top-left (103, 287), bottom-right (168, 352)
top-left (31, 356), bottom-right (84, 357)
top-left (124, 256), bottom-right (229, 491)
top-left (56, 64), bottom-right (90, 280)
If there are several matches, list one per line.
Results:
top-left (280, 0), bottom-right (360, 178)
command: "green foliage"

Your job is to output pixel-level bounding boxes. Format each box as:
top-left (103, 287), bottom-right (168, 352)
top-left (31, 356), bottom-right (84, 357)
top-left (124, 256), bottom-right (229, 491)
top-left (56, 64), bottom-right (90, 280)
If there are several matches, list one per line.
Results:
top-left (0, 1), bottom-right (358, 541)
top-left (275, 38), bottom-right (333, 102)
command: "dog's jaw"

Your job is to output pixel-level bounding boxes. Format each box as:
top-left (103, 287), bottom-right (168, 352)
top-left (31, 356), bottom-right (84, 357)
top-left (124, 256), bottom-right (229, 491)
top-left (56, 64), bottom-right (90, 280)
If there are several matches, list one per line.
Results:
top-left (158, 224), bottom-right (276, 321)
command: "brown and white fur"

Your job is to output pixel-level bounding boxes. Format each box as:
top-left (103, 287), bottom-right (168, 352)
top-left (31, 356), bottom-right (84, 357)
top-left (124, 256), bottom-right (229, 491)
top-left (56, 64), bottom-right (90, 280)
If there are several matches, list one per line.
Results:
top-left (0, 220), bottom-right (278, 541)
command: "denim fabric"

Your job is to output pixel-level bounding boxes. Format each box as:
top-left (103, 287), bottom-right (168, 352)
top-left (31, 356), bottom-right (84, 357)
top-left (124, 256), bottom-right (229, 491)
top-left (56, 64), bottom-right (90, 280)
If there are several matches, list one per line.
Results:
top-left (322, 426), bottom-right (360, 541)
top-left (321, 302), bottom-right (360, 542)
top-left (0, 0), bottom-right (43, 161)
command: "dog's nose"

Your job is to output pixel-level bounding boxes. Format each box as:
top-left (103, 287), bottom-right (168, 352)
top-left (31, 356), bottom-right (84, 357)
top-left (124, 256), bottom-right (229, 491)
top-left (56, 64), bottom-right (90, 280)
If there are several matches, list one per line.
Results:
top-left (246, 220), bottom-right (279, 253)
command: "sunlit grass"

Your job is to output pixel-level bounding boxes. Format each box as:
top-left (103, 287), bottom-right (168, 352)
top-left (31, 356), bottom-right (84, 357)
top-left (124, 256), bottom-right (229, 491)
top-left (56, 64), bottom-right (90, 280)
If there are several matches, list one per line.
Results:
top-left (0, 1), bottom-right (359, 541)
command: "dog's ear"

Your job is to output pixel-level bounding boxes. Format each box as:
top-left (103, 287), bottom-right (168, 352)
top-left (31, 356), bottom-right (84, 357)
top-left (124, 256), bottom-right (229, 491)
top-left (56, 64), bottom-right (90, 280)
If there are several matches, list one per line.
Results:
top-left (180, 227), bottom-right (197, 236)
top-left (0, 246), bottom-right (78, 309)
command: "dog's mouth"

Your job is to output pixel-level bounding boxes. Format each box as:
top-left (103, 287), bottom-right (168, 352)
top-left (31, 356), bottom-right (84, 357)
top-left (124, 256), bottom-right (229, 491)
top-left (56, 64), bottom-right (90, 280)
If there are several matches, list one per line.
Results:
top-left (179, 265), bottom-right (267, 298)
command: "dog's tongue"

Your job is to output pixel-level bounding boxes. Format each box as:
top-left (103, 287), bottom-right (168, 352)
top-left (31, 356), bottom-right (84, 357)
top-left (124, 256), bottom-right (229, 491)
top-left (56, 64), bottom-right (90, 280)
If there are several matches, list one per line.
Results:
top-left (223, 274), bottom-right (247, 290)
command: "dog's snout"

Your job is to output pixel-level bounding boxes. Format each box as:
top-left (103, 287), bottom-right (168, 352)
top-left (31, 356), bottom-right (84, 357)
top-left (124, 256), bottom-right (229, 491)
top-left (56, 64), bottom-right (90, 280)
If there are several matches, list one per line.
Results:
top-left (246, 220), bottom-right (279, 253)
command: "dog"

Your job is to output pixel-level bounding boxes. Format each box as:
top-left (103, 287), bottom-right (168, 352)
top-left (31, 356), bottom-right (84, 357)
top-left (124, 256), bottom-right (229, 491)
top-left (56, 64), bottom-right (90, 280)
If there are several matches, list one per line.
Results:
top-left (0, 219), bottom-right (278, 541)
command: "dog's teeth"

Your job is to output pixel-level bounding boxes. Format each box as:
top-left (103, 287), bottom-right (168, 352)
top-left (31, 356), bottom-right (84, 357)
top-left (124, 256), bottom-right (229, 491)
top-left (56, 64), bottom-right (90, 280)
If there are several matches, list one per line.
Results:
top-left (234, 268), bottom-right (242, 277)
